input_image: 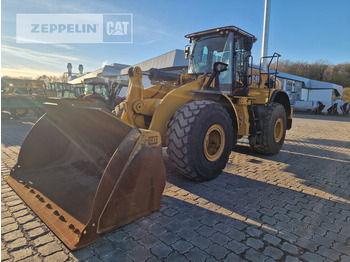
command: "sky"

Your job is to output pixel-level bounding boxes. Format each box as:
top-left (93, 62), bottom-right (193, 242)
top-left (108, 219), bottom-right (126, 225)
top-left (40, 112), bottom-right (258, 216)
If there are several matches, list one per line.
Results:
top-left (1, 0), bottom-right (350, 78)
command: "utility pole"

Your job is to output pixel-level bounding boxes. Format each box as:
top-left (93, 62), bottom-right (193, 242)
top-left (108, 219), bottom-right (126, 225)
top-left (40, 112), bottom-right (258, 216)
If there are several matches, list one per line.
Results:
top-left (261, 0), bottom-right (271, 71)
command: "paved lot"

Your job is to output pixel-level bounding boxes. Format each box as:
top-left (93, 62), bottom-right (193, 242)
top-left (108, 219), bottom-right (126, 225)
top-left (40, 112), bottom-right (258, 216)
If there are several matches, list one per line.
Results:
top-left (1, 113), bottom-right (350, 261)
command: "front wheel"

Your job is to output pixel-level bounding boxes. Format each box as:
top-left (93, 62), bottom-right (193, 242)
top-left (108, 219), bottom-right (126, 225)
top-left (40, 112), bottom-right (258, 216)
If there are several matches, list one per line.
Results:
top-left (251, 103), bottom-right (287, 155)
top-left (167, 101), bottom-right (234, 181)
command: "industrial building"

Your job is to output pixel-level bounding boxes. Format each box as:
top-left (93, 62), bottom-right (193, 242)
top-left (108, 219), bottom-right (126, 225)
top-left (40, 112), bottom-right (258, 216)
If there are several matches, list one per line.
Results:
top-left (68, 63), bottom-right (130, 85)
top-left (275, 71), bottom-right (344, 112)
top-left (68, 49), bottom-right (187, 86)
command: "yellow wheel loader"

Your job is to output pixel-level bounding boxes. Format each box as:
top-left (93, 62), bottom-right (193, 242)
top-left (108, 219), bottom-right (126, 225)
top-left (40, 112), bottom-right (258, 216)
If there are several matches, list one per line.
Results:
top-left (116, 26), bottom-right (292, 181)
top-left (5, 25), bottom-right (292, 250)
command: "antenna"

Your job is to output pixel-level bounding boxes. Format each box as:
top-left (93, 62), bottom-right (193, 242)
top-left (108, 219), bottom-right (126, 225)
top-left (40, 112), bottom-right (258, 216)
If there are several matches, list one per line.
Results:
top-left (261, 0), bottom-right (271, 71)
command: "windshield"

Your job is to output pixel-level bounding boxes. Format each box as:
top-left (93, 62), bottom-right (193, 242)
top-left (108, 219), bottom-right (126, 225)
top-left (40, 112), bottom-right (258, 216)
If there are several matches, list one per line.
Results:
top-left (85, 84), bottom-right (109, 99)
top-left (188, 32), bottom-right (233, 86)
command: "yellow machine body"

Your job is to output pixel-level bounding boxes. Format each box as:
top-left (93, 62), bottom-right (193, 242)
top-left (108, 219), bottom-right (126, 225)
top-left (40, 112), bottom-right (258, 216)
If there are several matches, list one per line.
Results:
top-left (118, 66), bottom-right (292, 145)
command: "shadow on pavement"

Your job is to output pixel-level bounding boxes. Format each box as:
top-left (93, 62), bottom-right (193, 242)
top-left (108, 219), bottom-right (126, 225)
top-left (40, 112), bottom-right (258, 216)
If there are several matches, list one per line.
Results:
top-left (164, 165), bottom-right (348, 251)
top-left (232, 141), bottom-right (350, 202)
top-left (286, 138), bottom-right (350, 149)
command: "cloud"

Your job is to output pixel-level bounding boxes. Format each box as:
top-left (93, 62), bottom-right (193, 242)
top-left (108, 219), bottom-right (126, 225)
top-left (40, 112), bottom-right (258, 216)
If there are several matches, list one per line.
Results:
top-left (141, 39), bottom-right (158, 45)
top-left (2, 45), bottom-right (79, 65)
top-left (1, 67), bottom-right (62, 78)
top-left (102, 60), bottom-right (108, 67)
top-left (27, 0), bottom-right (91, 13)
top-left (2, 36), bottom-right (74, 50)
top-left (24, 0), bottom-right (126, 14)
top-left (54, 44), bottom-right (74, 50)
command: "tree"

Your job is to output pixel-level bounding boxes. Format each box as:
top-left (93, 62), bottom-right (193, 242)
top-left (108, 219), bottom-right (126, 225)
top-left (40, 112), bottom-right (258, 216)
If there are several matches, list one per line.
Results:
top-left (276, 60), bottom-right (350, 87)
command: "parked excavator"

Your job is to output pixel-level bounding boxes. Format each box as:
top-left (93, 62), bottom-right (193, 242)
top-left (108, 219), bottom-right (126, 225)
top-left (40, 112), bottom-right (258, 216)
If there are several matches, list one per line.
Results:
top-left (6, 26), bottom-right (292, 250)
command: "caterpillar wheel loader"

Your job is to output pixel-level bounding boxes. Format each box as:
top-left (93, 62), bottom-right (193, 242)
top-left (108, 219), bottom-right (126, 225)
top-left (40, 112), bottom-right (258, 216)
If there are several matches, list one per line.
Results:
top-left (5, 25), bottom-right (291, 250)
top-left (116, 26), bottom-right (292, 181)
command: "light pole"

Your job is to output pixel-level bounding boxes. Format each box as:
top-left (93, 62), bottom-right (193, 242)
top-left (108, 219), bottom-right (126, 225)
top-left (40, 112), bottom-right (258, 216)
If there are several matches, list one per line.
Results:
top-left (261, 0), bottom-right (271, 71)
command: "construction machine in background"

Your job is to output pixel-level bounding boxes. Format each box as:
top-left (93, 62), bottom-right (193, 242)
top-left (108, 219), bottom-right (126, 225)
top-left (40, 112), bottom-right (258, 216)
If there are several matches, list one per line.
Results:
top-left (1, 79), bottom-right (56, 118)
top-left (76, 81), bottom-right (123, 111)
top-left (6, 25), bottom-right (292, 250)
top-left (50, 82), bottom-right (75, 98)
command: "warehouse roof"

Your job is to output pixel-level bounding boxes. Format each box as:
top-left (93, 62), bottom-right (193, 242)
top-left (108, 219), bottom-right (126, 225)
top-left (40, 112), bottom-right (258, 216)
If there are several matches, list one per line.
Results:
top-left (69, 63), bottom-right (129, 84)
top-left (306, 79), bottom-right (343, 96)
top-left (120, 49), bottom-right (188, 75)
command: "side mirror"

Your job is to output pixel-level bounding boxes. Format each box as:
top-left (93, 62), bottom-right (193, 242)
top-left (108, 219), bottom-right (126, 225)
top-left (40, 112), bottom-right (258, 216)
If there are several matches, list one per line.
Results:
top-left (243, 37), bottom-right (254, 52)
top-left (184, 46), bottom-right (190, 60)
top-left (213, 62), bottom-right (228, 73)
top-left (204, 62), bottom-right (228, 90)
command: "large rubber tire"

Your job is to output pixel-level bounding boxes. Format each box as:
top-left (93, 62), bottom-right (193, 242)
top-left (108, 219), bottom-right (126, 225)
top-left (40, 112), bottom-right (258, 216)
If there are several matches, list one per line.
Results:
top-left (252, 103), bottom-right (287, 155)
top-left (167, 101), bottom-right (234, 181)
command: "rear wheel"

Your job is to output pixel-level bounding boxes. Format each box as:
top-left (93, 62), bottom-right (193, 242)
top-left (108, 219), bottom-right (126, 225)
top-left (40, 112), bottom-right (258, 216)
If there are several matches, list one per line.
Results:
top-left (251, 103), bottom-right (286, 155)
top-left (167, 101), bottom-right (234, 181)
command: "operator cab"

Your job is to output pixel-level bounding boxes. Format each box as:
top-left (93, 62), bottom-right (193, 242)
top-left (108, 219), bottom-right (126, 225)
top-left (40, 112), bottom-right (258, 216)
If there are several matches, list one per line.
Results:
top-left (84, 82), bottom-right (109, 100)
top-left (185, 26), bottom-right (256, 96)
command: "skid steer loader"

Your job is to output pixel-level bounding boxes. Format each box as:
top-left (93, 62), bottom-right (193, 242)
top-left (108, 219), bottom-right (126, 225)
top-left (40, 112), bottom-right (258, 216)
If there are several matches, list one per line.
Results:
top-left (5, 25), bottom-right (292, 250)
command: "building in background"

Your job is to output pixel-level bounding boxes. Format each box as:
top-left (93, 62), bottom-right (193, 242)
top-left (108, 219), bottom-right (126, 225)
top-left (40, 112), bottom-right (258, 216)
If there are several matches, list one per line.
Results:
top-left (117, 49), bottom-right (188, 91)
top-left (68, 49), bottom-right (187, 86)
top-left (276, 71), bottom-right (343, 102)
top-left (68, 63), bottom-right (130, 85)
top-left (275, 71), bottom-right (344, 112)
top-left (68, 49), bottom-right (188, 98)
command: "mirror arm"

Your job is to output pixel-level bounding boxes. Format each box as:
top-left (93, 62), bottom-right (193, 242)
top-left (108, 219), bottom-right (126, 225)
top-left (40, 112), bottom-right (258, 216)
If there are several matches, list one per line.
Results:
top-left (204, 72), bottom-right (219, 90)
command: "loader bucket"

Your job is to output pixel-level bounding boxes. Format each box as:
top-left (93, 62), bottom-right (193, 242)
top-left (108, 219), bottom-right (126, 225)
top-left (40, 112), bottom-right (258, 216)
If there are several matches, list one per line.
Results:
top-left (5, 101), bottom-right (166, 250)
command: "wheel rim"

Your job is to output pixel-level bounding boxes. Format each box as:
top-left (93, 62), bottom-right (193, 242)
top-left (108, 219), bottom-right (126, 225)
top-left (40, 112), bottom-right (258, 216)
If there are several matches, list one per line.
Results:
top-left (274, 118), bottom-right (284, 143)
top-left (203, 124), bottom-right (225, 162)
top-left (16, 109), bottom-right (26, 115)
